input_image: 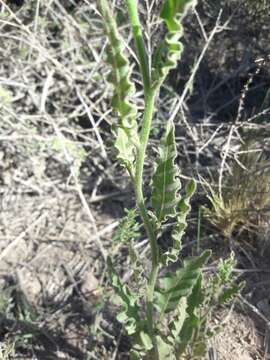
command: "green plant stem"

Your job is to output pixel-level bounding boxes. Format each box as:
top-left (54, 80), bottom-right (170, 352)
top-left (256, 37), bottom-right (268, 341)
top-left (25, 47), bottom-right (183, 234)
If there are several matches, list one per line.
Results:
top-left (134, 89), bottom-right (158, 266)
top-left (125, 0), bottom-right (150, 92)
top-left (125, 2), bottom-right (159, 355)
top-left (146, 265), bottom-right (159, 360)
top-left (134, 89), bottom-right (159, 358)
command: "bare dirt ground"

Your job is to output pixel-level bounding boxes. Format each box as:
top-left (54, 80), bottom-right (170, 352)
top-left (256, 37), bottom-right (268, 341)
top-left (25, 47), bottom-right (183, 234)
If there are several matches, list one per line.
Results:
top-left (214, 311), bottom-right (259, 360)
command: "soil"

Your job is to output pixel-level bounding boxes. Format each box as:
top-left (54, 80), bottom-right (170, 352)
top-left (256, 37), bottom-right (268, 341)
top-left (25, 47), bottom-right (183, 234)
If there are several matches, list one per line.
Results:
top-left (214, 311), bottom-right (260, 360)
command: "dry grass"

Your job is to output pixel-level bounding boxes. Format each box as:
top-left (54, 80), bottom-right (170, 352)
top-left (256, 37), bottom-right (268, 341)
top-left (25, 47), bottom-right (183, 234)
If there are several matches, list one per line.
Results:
top-left (0, 1), bottom-right (121, 358)
top-left (203, 144), bottom-right (270, 238)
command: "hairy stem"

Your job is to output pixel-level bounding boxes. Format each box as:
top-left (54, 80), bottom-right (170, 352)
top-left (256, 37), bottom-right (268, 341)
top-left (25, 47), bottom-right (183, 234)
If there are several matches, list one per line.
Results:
top-left (125, 0), bottom-right (150, 92)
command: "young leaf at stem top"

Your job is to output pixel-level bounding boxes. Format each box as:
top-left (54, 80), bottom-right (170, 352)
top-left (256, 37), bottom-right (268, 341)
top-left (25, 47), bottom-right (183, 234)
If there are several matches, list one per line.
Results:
top-left (152, 0), bottom-right (197, 89)
top-left (99, 0), bottom-right (139, 173)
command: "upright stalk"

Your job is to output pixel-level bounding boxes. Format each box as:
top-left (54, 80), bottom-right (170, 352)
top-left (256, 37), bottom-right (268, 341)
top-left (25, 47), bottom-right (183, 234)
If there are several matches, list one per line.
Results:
top-left (125, 2), bottom-right (160, 356)
top-left (134, 90), bottom-right (158, 265)
top-left (125, 0), bottom-right (159, 266)
top-left (125, 0), bottom-right (150, 93)
top-left (134, 89), bottom-right (160, 359)
top-left (100, 1), bottom-right (226, 358)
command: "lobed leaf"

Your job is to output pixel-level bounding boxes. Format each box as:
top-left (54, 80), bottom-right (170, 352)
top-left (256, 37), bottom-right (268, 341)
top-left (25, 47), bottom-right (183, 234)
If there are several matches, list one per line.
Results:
top-left (128, 242), bottom-right (145, 284)
top-left (151, 121), bottom-right (180, 223)
top-left (186, 273), bottom-right (204, 316)
top-left (218, 283), bottom-right (244, 305)
top-left (155, 250), bottom-right (211, 316)
top-left (152, 0), bottom-right (197, 88)
top-left (161, 179), bottom-right (196, 265)
top-left (156, 254), bottom-right (209, 358)
top-left (217, 252), bottom-right (236, 283)
top-left (174, 275), bottom-right (204, 356)
top-left (107, 258), bottom-right (140, 335)
top-left (216, 253), bottom-right (245, 305)
top-left (113, 208), bottom-right (140, 244)
top-left (99, 0), bottom-right (139, 171)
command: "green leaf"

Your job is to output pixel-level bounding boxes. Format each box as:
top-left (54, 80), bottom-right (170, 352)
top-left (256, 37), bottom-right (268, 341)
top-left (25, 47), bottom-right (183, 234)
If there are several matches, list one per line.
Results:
top-left (114, 128), bottom-right (137, 171)
top-left (218, 282), bottom-right (244, 305)
top-left (156, 336), bottom-right (176, 360)
top-left (151, 121), bottom-right (180, 223)
top-left (139, 330), bottom-right (153, 351)
top-left (130, 350), bottom-right (141, 360)
top-left (174, 275), bottom-right (204, 355)
top-left (186, 274), bottom-right (204, 316)
top-left (113, 208), bottom-right (140, 243)
top-left (107, 258), bottom-right (140, 335)
top-left (217, 252), bottom-right (236, 283)
top-left (99, 0), bottom-right (139, 171)
top-left (113, 208), bottom-right (143, 282)
top-left (161, 179), bottom-right (196, 265)
top-left (131, 328), bottom-right (153, 359)
top-left (152, 0), bottom-right (197, 88)
top-left (176, 321), bottom-right (194, 357)
top-left (161, 0), bottom-right (197, 23)
top-left (169, 297), bottom-right (188, 339)
top-left (128, 242), bottom-right (145, 284)
top-left (155, 250), bottom-right (211, 315)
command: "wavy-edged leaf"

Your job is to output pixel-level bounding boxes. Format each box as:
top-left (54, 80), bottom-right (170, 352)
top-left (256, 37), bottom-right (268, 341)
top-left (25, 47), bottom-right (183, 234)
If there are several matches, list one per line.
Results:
top-left (156, 256), bottom-right (209, 358)
top-left (174, 275), bottom-right (204, 356)
top-left (107, 258), bottom-right (140, 335)
top-left (217, 252), bottom-right (236, 283)
top-left (113, 208), bottom-right (140, 243)
top-left (152, 0), bottom-right (197, 88)
top-left (168, 297), bottom-right (188, 340)
top-left (99, 0), bottom-right (139, 170)
top-left (151, 121), bottom-right (180, 223)
top-left (161, 179), bottom-right (196, 265)
top-left (216, 253), bottom-right (244, 304)
top-left (155, 250), bottom-right (211, 316)
top-left (128, 242), bottom-right (145, 284)
top-left (218, 282), bottom-right (244, 305)
top-left (186, 273), bottom-right (204, 316)
top-left (113, 208), bottom-right (144, 282)
top-left (114, 128), bottom-right (137, 171)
